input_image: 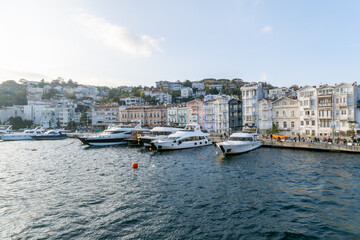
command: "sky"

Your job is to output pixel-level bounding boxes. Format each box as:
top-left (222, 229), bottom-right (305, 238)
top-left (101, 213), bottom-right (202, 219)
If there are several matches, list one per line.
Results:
top-left (0, 0), bottom-right (360, 88)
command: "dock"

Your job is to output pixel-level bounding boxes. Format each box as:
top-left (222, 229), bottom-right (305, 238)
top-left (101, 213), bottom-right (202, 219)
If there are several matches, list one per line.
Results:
top-left (261, 140), bottom-right (360, 153)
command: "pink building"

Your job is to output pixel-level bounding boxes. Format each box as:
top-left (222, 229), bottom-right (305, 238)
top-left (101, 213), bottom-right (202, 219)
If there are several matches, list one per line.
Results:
top-left (186, 99), bottom-right (204, 127)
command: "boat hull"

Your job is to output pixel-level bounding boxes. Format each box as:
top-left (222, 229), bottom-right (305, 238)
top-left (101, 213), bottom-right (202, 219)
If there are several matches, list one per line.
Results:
top-left (1, 135), bottom-right (34, 141)
top-left (217, 141), bottom-right (261, 155)
top-left (152, 139), bottom-right (213, 151)
top-left (78, 137), bottom-right (127, 146)
top-left (32, 135), bottom-right (68, 140)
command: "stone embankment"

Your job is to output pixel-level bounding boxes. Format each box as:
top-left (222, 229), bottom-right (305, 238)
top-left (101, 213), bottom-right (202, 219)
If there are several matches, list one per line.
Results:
top-left (262, 140), bottom-right (360, 153)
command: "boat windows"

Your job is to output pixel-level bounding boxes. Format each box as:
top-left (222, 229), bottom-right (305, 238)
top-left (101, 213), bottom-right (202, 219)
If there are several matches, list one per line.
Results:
top-left (229, 137), bottom-right (253, 141)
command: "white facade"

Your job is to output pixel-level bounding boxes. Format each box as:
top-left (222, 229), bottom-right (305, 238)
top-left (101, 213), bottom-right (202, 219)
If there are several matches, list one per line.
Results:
top-left (150, 92), bottom-right (172, 104)
top-left (120, 97), bottom-right (144, 106)
top-left (333, 83), bottom-right (360, 135)
top-left (317, 85), bottom-right (334, 137)
top-left (214, 96), bottom-right (231, 134)
top-left (202, 100), bottom-right (216, 133)
top-left (92, 105), bottom-right (121, 128)
top-left (272, 97), bottom-right (299, 136)
top-left (181, 87), bottom-right (193, 98)
top-left (257, 99), bottom-right (272, 134)
top-left (40, 106), bottom-right (57, 128)
top-left (26, 87), bottom-right (44, 100)
top-left (241, 82), bottom-right (267, 130)
top-left (192, 82), bottom-right (205, 90)
top-left (298, 86), bottom-right (318, 136)
top-left (56, 104), bottom-right (76, 128)
top-left (209, 84), bottom-right (223, 91)
top-left (167, 105), bottom-right (187, 127)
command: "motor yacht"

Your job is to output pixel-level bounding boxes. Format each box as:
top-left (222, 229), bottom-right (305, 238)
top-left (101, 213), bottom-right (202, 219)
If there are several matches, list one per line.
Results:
top-left (216, 132), bottom-right (261, 155)
top-left (31, 129), bottom-right (67, 140)
top-left (1, 127), bottom-right (45, 141)
top-left (140, 127), bottom-right (182, 147)
top-left (151, 124), bottom-right (212, 151)
top-left (0, 125), bottom-right (12, 135)
top-left (77, 123), bottom-right (144, 146)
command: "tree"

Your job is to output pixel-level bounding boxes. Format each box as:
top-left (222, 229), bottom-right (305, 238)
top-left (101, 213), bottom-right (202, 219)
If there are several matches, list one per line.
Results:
top-left (80, 111), bottom-right (92, 129)
top-left (271, 122), bottom-right (278, 133)
top-left (183, 80), bottom-right (192, 87)
top-left (347, 121), bottom-right (357, 138)
top-left (7, 116), bottom-right (33, 130)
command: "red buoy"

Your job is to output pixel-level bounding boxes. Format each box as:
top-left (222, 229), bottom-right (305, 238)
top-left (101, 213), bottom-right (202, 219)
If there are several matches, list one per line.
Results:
top-left (132, 163), bottom-right (138, 168)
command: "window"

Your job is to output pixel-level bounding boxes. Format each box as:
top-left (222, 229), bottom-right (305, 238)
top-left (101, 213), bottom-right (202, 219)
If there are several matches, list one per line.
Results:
top-left (306, 121), bottom-right (309, 126)
top-left (311, 111), bottom-right (315, 116)
top-left (312, 120), bottom-right (315, 126)
top-left (301, 121), bottom-right (304, 126)
top-left (291, 122), bottom-right (294, 128)
top-left (283, 122), bottom-right (287, 128)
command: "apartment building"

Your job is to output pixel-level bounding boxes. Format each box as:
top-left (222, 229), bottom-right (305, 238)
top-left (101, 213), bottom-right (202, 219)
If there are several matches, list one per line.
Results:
top-left (186, 99), bottom-right (203, 127)
top-left (167, 105), bottom-right (187, 127)
top-left (202, 99), bottom-right (216, 133)
top-left (272, 97), bottom-right (298, 136)
top-left (241, 82), bottom-right (267, 130)
top-left (317, 85), bottom-right (334, 137)
top-left (92, 105), bottom-right (120, 129)
top-left (214, 95), bottom-right (231, 134)
top-left (119, 105), bottom-right (168, 128)
top-left (228, 98), bottom-right (242, 133)
top-left (298, 86), bottom-right (318, 136)
top-left (257, 98), bottom-right (272, 134)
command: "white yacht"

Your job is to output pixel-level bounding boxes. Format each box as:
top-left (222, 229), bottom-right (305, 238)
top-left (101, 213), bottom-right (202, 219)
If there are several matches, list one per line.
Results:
top-left (140, 127), bottom-right (182, 147)
top-left (1, 127), bottom-right (45, 141)
top-left (78, 123), bottom-right (146, 146)
top-left (216, 132), bottom-right (261, 155)
top-left (0, 125), bottom-right (12, 135)
top-left (151, 124), bottom-right (212, 151)
top-left (31, 129), bottom-right (67, 140)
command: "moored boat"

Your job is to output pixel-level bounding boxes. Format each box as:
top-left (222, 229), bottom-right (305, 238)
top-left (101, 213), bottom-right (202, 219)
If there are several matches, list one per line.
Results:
top-left (151, 124), bottom-right (212, 151)
top-left (77, 123), bottom-right (143, 146)
top-left (216, 132), bottom-right (261, 155)
top-left (140, 127), bottom-right (182, 147)
top-left (125, 129), bottom-right (150, 146)
top-left (1, 127), bottom-right (45, 141)
top-left (31, 129), bottom-right (68, 140)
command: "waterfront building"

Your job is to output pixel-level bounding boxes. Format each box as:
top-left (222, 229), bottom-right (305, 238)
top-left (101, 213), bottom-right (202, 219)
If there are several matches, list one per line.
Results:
top-left (214, 95), bottom-right (231, 134)
top-left (92, 105), bottom-right (120, 129)
top-left (272, 97), bottom-right (298, 136)
top-left (167, 104), bottom-right (187, 127)
top-left (181, 87), bottom-right (193, 98)
top-left (333, 83), bottom-right (360, 135)
top-left (192, 82), bottom-right (205, 90)
top-left (120, 97), bottom-right (144, 106)
top-left (0, 106), bottom-right (25, 124)
top-left (298, 86), bottom-right (318, 136)
top-left (202, 99), bottom-right (216, 133)
top-left (241, 82), bottom-right (267, 131)
top-left (317, 85), bottom-right (334, 137)
top-left (24, 104), bottom-right (49, 125)
top-left (257, 98), bottom-right (272, 134)
top-left (186, 99), bottom-right (204, 127)
top-left (119, 105), bottom-right (168, 128)
top-left (228, 98), bottom-right (242, 133)
top-left (56, 104), bottom-right (76, 128)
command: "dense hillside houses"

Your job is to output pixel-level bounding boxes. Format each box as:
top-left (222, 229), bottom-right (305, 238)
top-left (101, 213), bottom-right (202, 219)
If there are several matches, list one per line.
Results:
top-left (1, 78), bottom-right (360, 138)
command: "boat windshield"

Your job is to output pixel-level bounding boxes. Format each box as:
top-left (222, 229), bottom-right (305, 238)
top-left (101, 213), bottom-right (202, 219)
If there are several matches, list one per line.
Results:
top-left (104, 130), bottom-right (125, 134)
top-left (229, 137), bottom-right (253, 141)
top-left (167, 137), bottom-right (180, 140)
top-left (152, 131), bottom-right (172, 135)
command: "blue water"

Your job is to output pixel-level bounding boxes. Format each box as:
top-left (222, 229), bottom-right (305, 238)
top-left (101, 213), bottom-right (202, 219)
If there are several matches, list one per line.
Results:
top-left (0, 139), bottom-right (359, 239)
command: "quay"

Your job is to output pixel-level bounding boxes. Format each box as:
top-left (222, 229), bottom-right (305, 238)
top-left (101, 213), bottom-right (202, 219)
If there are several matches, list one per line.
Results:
top-left (262, 140), bottom-right (360, 153)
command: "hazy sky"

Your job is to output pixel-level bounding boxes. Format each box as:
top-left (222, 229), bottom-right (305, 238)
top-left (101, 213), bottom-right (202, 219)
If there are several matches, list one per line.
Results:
top-left (0, 0), bottom-right (359, 87)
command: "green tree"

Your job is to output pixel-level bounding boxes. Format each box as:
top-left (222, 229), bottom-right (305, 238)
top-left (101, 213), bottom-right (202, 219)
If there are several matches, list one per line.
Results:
top-left (347, 121), bottom-right (357, 138)
top-left (7, 116), bottom-right (33, 129)
top-left (271, 122), bottom-right (279, 133)
top-left (183, 80), bottom-right (192, 87)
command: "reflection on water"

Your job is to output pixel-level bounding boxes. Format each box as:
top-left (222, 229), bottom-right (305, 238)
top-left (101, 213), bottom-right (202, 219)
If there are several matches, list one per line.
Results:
top-left (0, 139), bottom-right (359, 239)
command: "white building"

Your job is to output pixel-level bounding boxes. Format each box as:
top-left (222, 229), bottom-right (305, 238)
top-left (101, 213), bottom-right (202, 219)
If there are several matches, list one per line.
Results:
top-left (214, 95), bottom-right (231, 134)
top-left (0, 106), bottom-right (25, 123)
top-left (241, 82), bottom-right (267, 130)
top-left (120, 97), bottom-right (144, 106)
top-left (181, 87), bottom-right (193, 98)
top-left (150, 92), bottom-right (172, 104)
top-left (56, 104), bottom-right (76, 128)
top-left (91, 105), bottom-right (121, 128)
top-left (209, 84), bottom-right (223, 91)
top-left (298, 86), bottom-right (318, 136)
top-left (268, 88), bottom-right (288, 99)
top-left (202, 99), bottom-right (216, 133)
top-left (257, 98), bottom-right (273, 134)
top-left (195, 90), bottom-right (206, 98)
top-left (26, 87), bottom-right (44, 100)
top-left (272, 97), bottom-right (299, 136)
top-left (167, 105), bottom-right (187, 127)
top-left (40, 106), bottom-right (57, 128)
top-left (333, 83), bottom-right (360, 135)
top-left (192, 82), bottom-right (205, 90)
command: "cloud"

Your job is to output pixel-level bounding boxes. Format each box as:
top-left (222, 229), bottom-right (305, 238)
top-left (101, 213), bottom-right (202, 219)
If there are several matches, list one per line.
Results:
top-left (261, 25), bottom-right (273, 33)
top-left (74, 12), bottom-right (164, 57)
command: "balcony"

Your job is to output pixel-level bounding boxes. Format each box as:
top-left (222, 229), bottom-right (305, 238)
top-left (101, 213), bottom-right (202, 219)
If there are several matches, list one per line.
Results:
top-left (318, 115), bottom-right (332, 119)
top-left (318, 103), bottom-right (332, 107)
top-left (340, 115), bottom-right (349, 121)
